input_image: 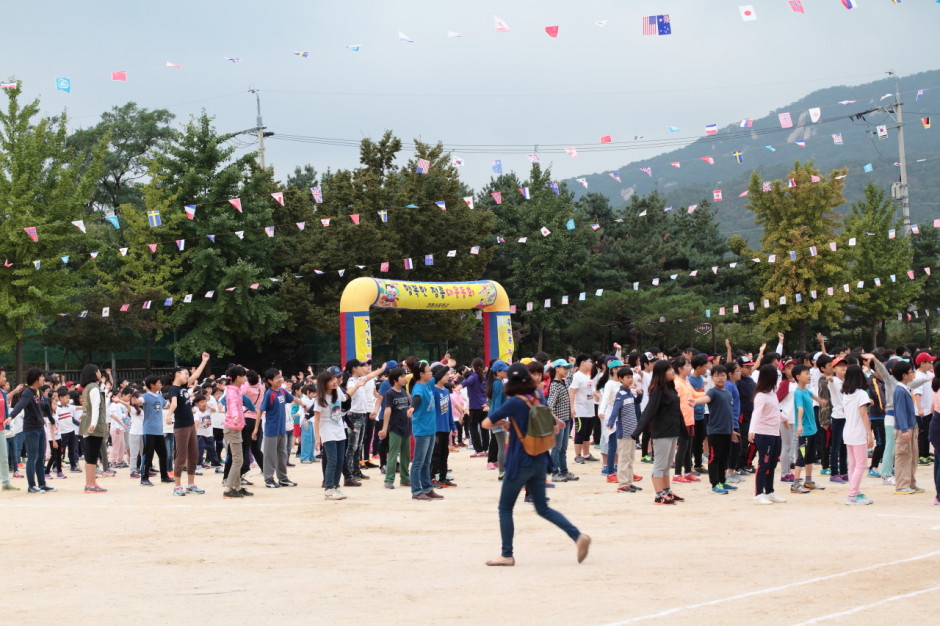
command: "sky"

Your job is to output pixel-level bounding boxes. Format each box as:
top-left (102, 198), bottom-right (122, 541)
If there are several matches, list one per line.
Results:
top-left (3, 1), bottom-right (939, 189)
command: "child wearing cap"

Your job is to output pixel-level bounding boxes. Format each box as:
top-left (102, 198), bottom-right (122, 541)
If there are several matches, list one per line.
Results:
top-left (911, 352), bottom-right (935, 466)
top-left (597, 360), bottom-right (625, 480)
top-left (430, 365), bottom-right (457, 488)
top-left (486, 361), bottom-right (510, 476)
top-left (547, 359), bottom-right (576, 483)
top-left (606, 367), bottom-right (642, 493)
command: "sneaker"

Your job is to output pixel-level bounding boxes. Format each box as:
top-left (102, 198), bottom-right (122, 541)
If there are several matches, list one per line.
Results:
top-left (173, 486), bottom-right (186, 496)
top-left (412, 493), bottom-right (431, 501)
top-left (440, 479), bottom-right (458, 488)
top-left (1, 484), bottom-right (20, 491)
top-left (912, 487), bottom-right (926, 494)
top-left (846, 494), bottom-right (873, 505)
top-left (820, 468), bottom-right (832, 476)
top-left (70, 467), bottom-right (81, 473)
top-left (102, 470), bottom-right (116, 477)
top-left (654, 495), bottom-right (676, 505)
top-left (667, 492), bottom-right (684, 502)
top-left (470, 452), bottom-right (486, 458)
top-left (605, 474), bottom-right (618, 483)
top-left (574, 456), bottom-right (586, 464)
top-left (933, 497), bottom-right (940, 506)
top-left (40, 485), bottom-right (56, 492)
top-left (140, 479), bottom-right (154, 486)
top-left (400, 481), bottom-right (410, 486)
top-left (829, 475), bottom-right (846, 483)
top-left (223, 488), bottom-right (243, 499)
top-left (552, 473), bottom-right (568, 483)
top-left (238, 488), bottom-right (254, 496)
top-left (265, 481), bottom-right (280, 488)
top-left (343, 479), bottom-right (362, 487)
top-left (617, 485), bottom-right (638, 493)
top-left (633, 474), bottom-right (643, 482)
top-left (693, 466), bottom-right (707, 474)
top-left (44, 473), bottom-right (52, 481)
top-left (27, 485), bottom-right (44, 494)
top-left (641, 455), bottom-right (653, 464)
top-left (56, 472), bottom-right (67, 479)
top-left (918, 457), bottom-right (931, 466)
top-left (486, 462), bottom-right (498, 470)
top-left (12, 472), bottom-right (23, 479)
top-left (754, 493), bottom-right (773, 505)
top-left (564, 472), bottom-right (580, 481)
top-left (431, 479), bottom-right (443, 488)
top-left (498, 473), bottom-right (505, 480)
top-left (279, 480), bottom-right (298, 487)
top-left (161, 477), bottom-right (175, 483)
top-left (804, 481), bottom-right (824, 490)
top-left (84, 484), bottom-right (107, 493)
top-left (743, 466), bottom-right (756, 474)
top-left (241, 477), bottom-right (253, 486)
top-left (186, 484), bottom-right (205, 494)
top-left (868, 469), bottom-right (882, 478)
top-left (766, 492), bottom-right (787, 503)
top-left (684, 473), bottom-right (701, 482)
top-left (712, 485), bottom-right (728, 494)
top-left (673, 475), bottom-right (691, 483)
top-left (354, 473), bottom-right (369, 480)
top-left (722, 482), bottom-right (738, 491)
top-left (791, 483), bottom-right (810, 494)
top-left (780, 473), bottom-right (795, 483)
top-left (882, 476), bottom-right (896, 486)
top-left (333, 489), bottom-right (347, 499)
top-left (379, 466), bottom-right (386, 474)
top-left (384, 482), bottom-right (395, 489)
top-left (426, 490), bottom-right (444, 500)
top-left (583, 455), bottom-right (599, 462)
top-left (726, 475), bottom-right (744, 484)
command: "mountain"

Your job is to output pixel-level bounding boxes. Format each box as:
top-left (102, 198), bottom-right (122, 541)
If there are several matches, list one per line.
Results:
top-left (565, 69), bottom-right (940, 243)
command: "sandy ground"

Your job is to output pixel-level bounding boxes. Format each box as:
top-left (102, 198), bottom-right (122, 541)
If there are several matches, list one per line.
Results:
top-left (5, 447), bottom-right (940, 625)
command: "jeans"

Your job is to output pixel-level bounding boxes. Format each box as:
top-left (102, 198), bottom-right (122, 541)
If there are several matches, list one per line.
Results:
top-left (870, 420), bottom-right (886, 469)
top-left (23, 430), bottom-right (46, 488)
top-left (410, 435), bottom-right (434, 495)
top-left (345, 412), bottom-right (367, 478)
top-left (882, 411), bottom-right (896, 476)
top-left (0, 432), bottom-right (9, 484)
top-left (322, 439), bottom-right (346, 490)
top-left (164, 433), bottom-right (175, 466)
top-left (498, 458), bottom-right (581, 558)
top-left (604, 435), bottom-right (617, 474)
top-left (829, 419), bottom-right (847, 476)
top-left (300, 421), bottom-right (316, 462)
top-left (753, 434), bottom-right (780, 495)
top-left (550, 421), bottom-right (570, 475)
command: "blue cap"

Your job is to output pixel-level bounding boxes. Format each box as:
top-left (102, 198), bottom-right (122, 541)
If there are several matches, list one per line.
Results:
top-left (491, 360), bottom-right (509, 372)
top-left (551, 359), bottom-right (571, 368)
top-left (385, 360), bottom-right (398, 370)
top-left (327, 366), bottom-right (342, 377)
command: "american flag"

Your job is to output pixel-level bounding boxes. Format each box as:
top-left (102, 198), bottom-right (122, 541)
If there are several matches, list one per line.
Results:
top-left (642, 14), bottom-right (670, 36)
top-left (416, 158), bottom-right (430, 174)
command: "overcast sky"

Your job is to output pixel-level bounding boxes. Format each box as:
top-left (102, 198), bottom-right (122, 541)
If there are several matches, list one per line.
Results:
top-left (4, 1), bottom-right (938, 189)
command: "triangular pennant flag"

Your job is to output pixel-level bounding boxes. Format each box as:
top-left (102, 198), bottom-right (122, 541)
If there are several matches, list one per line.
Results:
top-left (561, 296), bottom-right (569, 305)
top-left (142, 300), bottom-right (151, 310)
top-left (102, 307), bottom-right (110, 318)
top-left (184, 204), bottom-right (196, 220)
top-left (470, 246), bottom-right (480, 255)
top-left (310, 187), bottom-right (323, 203)
top-left (540, 227), bottom-right (551, 237)
top-left (349, 214), bottom-right (360, 225)
top-left (447, 250), bottom-right (456, 257)
top-left (164, 298), bottom-right (173, 306)
top-left (548, 182), bottom-right (559, 195)
top-left (61, 256), bottom-right (69, 264)
top-left (435, 201), bottom-right (446, 211)
top-left (376, 210), bottom-right (388, 223)
top-left (148, 243), bottom-right (157, 253)
top-left (207, 235), bottom-right (216, 243)
top-left (380, 262), bottom-right (389, 272)
top-left (89, 252), bottom-right (98, 259)
top-left (271, 192), bottom-right (284, 206)
top-left (225, 287), bottom-right (236, 292)
top-left (591, 223), bottom-right (600, 231)
top-left (265, 226), bottom-right (275, 237)
top-left (518, 237), bottom-right (528, 244)
top-left (120, 304), bottom-right (130, 312)
top-left (119, 247), bottom-right (128, 256)
top-left (463, 196), bottom-right (474, 209)
top-left (829, 241), bottom-right (837, 251)
top-left (493, 16), bottom-right (511, 32)
top-left (183, 294), bottom-right (193, 303)
top-left (24, 227), bottom-right (38, 242)
top-left (519, 187), bottom-right (530, 199)
top-left (205, 291), bottom-right (215, 298)
top-left (111, 71), bottom-right (127, 82)
top-left (249, 283), bottom-right (260, 289)
top-left (176, 239), bottom-right (185, 251)
top-left (424, 254), bottom-right (434, 266)
top-left (321, 218), bottom-right (331, 227)
top-left (228, 198), bottom-right (242, 213)
top-left (688, 205), bottom-right (698, 214)
top-left (338, 269), bottom-right (346, 277)
top-left (296, 222), bottom-right (305, 230)
top-left (566, 219), bottom-right (575, 230)
top-left (71, 220), bottom-right (86, 233)
top-left (235, 231), bottom-right (244, 239)
top-left (106, 216), bottom-right (120, 229)
top-left (491, 192), bottom-right (502, 205)
top-left (545, 25), bottom-right (559, 38)
top-left (670, 162), bottom-right (681, 168)
top-left (403, 258), bottom-right (414, 270)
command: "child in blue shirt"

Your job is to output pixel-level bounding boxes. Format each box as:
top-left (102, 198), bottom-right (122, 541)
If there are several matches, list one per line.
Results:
top-left (606, 367), bottom-right (642, 493)
top-left (791, 365), bottom-right (821, 494)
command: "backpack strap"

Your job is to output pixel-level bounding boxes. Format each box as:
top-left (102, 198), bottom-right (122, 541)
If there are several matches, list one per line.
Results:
top-left (510, 395), bottom-right (535, 439)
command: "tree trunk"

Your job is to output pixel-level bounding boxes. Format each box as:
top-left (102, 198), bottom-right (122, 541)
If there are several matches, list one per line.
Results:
top-left (871, 320), bottom-right (879, 352)
top-left (925, 316), bottom-right (934, 350)
top-left (15, 337), bottom-right (24, 383)
top-left (145, 331), bottom-right (153, 375)
top-left (798, 319), bottom-right (807, 353)
top-left (536, 328), bottom-right (543, 355)
top-left (881, 318), bottom-right (887, 349)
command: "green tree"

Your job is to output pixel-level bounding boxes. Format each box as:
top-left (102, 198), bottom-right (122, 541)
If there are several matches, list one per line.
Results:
top-left (735, 161), bottom-right (849, 351)
top-left (0, 84), bottom-right (105, 379)
top-left (911, 225), bottom-right (940, 347)
top-left (843, 181), bottom-right (921, 348)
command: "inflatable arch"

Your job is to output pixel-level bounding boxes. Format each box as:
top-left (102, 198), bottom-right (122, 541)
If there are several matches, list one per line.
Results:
top-left (339, 277), bottom-right (514, 365)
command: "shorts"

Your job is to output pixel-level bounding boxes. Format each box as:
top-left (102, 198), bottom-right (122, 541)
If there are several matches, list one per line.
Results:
top-left (82, 435), bottom-right (103, 465)
top-left (796, 435), bottom-right (818, 468)
top-left (574, 417), bottom-right (597, 444)
top-left (652, 437), bottom-right (678, 478)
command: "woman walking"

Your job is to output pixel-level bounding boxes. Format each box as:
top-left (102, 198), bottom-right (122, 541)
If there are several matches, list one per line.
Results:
top-left (483, 363), bottom-right (590, 566)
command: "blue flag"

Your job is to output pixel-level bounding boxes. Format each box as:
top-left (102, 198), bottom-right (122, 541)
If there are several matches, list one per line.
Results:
top-left (106, 215), bottom-right (120, 229)
top-left (147, 210), bottom-right (162, 228)
top-left (863, 163), bottom-right (873, 173)
top-left (548, 182), bottom-right (559, 195)
top-left (491, 160), bottom-right (503, 174)
top-left (566, 218), bottom-right (575, 230)
top-left (55, 77), bottom-right (71, 93)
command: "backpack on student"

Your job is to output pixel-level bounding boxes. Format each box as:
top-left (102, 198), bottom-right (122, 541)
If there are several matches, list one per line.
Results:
top-left (509, 394), bottom-right (556, 456)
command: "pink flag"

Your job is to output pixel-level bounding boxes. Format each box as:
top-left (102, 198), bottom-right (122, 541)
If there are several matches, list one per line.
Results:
top-left (565, 147), bottom-right (578, 158)
top-left (142, 301), bottom-right (151, 310)
top-left (908, 270), bottom-right (916, 280)
top-left (778, 112), bottom-right (793, 128)
top-left (271, 192), bottom-right (284, 206)
top-left (670, 162), bottom-right (681, 168)
top-left (829, 242), bottom-right (837, 251)
top-left (228, 198), bottom-right (242, 213)
top-left (111, 71), bottom-right (127, 82)
top-left (545, 25), bottom-right (559, 38)
top-left (249, 283), bottom-right (260, 290)
top-left (687, 205), bottom-right (698, 214)
top-left (713, 190), bottom-right (723, 202)
top-left (119, 248), bottom-right (128, 256)
top-left (166, 61), bottom-right (182, 69)
top-left (148, 243), bottom-right (157, 253)
top-left (349, 214), bottom-right (360, 225)
top-left (599, 135), bottom-right (612, 143)
top-left (321, 218), bottom-right (330, 227)
top-left (23, 227), bottom-right (38, 242)
top-left (380, 262), bottom-right (389, 272)
top-left (700, 157), bottom-right (715, 165)
top-left (296, 222), bottom-right (306, 230)
top-left (738, 190), bottom-right (748, 197)
top-left (176, 240), bottom-right (185, 251)
top-left (120, 304), bottom-right (130, 312)
top-left (234, 231), bottom-right (244, 239)
top-left (494, 16), bottom-right (511, 32)
top-left (491, 192), bottom-right (502, 205)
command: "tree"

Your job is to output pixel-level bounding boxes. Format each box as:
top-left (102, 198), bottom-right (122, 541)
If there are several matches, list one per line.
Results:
top-left (735, 161), bottom-right (849, 351)
top-left (911, 225), bottom-right (940, 347)
top-left (68, 102), bottom-right (174, 212)
top-left (842, 181), bottom-right (921, 348)
top-left (0, 84), bottom-right (105, 379)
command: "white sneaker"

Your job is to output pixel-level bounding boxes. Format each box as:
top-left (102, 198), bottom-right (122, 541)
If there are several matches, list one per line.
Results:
top-left (323, 488), bottom-right (334, 499)
top-left (882, 476), bottom-right (896, 486)
top-left (754, 493), bottom-right (773, 505)
top-left (331, 489), bottom-right (347, 500)
top-left (766, 492), bottom-right (787, 503)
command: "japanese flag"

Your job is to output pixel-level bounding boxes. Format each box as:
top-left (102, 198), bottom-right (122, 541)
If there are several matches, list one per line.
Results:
top-left (739, 6), bottom-right (757, 21)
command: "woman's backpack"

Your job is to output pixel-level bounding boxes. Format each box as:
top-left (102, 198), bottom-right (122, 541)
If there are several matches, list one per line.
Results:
top-left (509, 395), bottom-right (556, 456)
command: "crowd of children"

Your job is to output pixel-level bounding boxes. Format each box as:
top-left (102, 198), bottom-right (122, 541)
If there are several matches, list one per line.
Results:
top-left (2, 337), bottom-right (938, 512)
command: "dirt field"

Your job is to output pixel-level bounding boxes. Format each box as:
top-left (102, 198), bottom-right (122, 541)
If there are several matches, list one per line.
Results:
top-left (5, 449), bottom-right (939, 625)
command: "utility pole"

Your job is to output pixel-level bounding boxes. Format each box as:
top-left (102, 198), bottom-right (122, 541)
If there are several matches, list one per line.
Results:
top-left (888, 71), bottom-right (912, 235)
top-left (249, 88), bottom-right (266, 169)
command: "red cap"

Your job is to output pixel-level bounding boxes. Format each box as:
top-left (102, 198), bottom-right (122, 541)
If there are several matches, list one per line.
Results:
top-left (831, 356), bottom-right (847, 367)
top-left (915, 352), bottom-right (937, 365)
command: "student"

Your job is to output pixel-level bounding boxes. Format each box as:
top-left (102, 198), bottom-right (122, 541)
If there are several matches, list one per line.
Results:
top-left (379, 367), bottom-right (412, 490)
top-left (672, 357), bottom-right (698, 484)
top-left (865, 359), bottom-right (888, 477)
top-left (632, 360), bottom-right (684, 505)
top-left (409, 362), bottom-right (440, 500)
top-left (776, 360), bottom-right (798, 482)
top-left (139, 375), bottom-right (172, 487)
top-left (299, 384), bottom-right (317, 463)
top-left (258, 368), bottom-right (298, 489)
top-left (750, 364), bottom-right (788, 504)
top-left (430, 365), bottom-right (456, 487)
top-left (482, 363), bottom-right (590, 566)
top-left (569, 355), bottom-right (597, 464)
top-left (43, 386), bottom-right (64, 479)
top-left (486, 360), bottom-right (510, 473)
top-left (930, 370), bottom-right (940, 506)
top-left (724, 362), bottom-right (743, 485)
top-left (689, 364), bottom-right (738, 495)
top-left (0, 368), bottom-right (21, 492)
top-left (242, 370), bottom-right (267, 482)
top-left (892, 360), bottom-right (923, 495)
top-left (826, 357), bottom-right (849, 483)
top-left (606, 367), bottom-right (642, 492)
top-left (107, 387), bottom-right (131, 467)
top-left (597, 360), bottom-right (624, 479)
top-left (688, 354), bottom-right (709, 474)
top-left (12, 368), bottom-right (56, 494)
top-left (911, 352), bottom-right (936, 466)
top-left (791, 365), bottom-right (822, 494)
top-left (464, 358), bottom-right (489, 457)
top-left (79, 364), bottom-right (108, 493)
top-left (53, 387), bottom-right (78, 475)
top-left (127, 392), bottom-right (144, 476)
top-left (547, 359), bottom-right (576, 483)
top-left (735, 357), bottom-right (757, 472)
top-left (165, 352), bottom-right (211, 497)
top-left (193, 394), bottom-right (217, 470)
top-left (450, 380), bottom-right (467, 451)
top-left (841, 365), bottom-right (874, 505)
top-left (222, 365), bottom-right (253, 499)
top-left (313, 369), bottom-right (348, 500)
top-left (342, 360), bottom-right (385, 483)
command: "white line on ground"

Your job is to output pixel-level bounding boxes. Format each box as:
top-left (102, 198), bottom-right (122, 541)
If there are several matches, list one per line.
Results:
top-left (791, 584), bottom-right (940, 625)
top-left (597, 550), bottom-right (940, 625)
top-left (877, 513), bottom-right (938, 520)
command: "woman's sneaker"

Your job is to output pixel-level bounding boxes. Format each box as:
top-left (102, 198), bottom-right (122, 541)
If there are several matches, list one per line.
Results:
top-left (754, 493), bottom-right (773, 505)
top-left (882, 475), bottom-right (896, 486)
top-left (845, 494), bottom-right (873, 505)
top-left (551, 473), bottom-right (568, 483)
top-left (766, 492), bottom-right (787, 503)
top-left (712, 485), bottom-right (728, 495)
top-left (791, 481), bottom-right (810, 494)
top-left (654, 494), bottom-right (675, 505)
top-left (868, 469), bottom-right (881, 478)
